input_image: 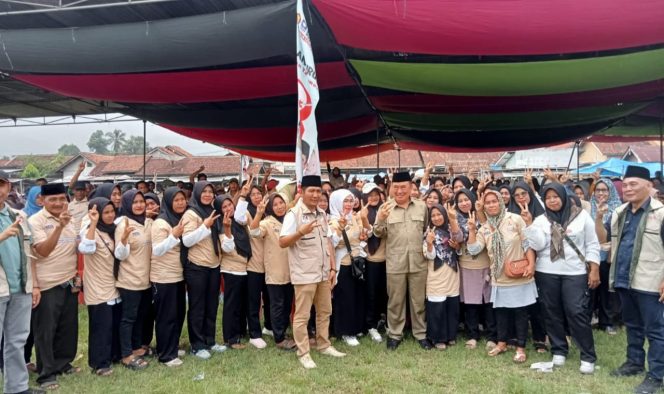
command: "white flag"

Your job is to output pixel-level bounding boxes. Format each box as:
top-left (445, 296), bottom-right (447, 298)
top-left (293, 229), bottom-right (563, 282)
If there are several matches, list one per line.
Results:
top-left (296, 0), bottom-right (321, 183)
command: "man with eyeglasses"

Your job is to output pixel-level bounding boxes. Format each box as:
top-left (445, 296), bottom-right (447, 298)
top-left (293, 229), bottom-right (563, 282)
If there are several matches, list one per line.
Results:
top-left (596, 166), bottom-right (664, 394)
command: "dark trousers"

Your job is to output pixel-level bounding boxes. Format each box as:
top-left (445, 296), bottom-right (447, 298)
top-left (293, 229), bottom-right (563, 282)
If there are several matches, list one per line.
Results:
top-left (426, 297), bottom-right (460, 344)
top-left (153, 281), bottom-right (186, 362)
top-left (594, 261), bottom-right (622, 328)
top-left (117, 288), bottom-right (150, 358)
top-left (247, 271), bottom-right (271, 338)
top-left (222, 273), bottom-right (248, 344)
top-left (33, 286), bottom-right (78, 384)
top-left (184, 262), bottom-right (220, 351)
top-left (496, 306), bottom-right (529, 348)
top-left (365, 261), bottom-right (387, 330)
top-left (618, 289), bottom-right (664, 380)
top-left (267, 283), bottom-right (294, 343)
top-left (528, 301), bottom-right (547, 343)
top-left (536, 273), bottom-right (597, 362)
top-left (333, 265), bottom-right (366, 337)
top-left (141, 292), bottom-right (155, 348)
top-left (87, 302), bottom-right (121, 370)
top-left (465, 302), bottom-right (497, 342)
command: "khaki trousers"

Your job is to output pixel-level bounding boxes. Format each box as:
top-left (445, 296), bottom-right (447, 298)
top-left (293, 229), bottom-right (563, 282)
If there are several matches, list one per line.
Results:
top-left (293, 281), bottom-right (332, 357)
top-left (386, 271), bottom-right (427, 340)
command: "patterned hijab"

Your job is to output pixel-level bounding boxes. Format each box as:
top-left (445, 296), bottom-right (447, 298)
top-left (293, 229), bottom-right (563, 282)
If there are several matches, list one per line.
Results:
top-left (428, 204), bottom-right (458, 271)
top-left (542, 183), bottom-right (582, 262)
top-left (590, 178), bottom-right (622, 223)
top-left (482, 190), bottom-right (507, 280)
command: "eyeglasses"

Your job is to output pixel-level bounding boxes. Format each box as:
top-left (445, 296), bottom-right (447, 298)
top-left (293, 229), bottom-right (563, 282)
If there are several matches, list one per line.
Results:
top-left (594, 188), bottom-right (609, 194)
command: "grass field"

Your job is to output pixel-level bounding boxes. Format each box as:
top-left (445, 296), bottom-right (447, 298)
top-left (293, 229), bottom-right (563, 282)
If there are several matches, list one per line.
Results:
top-left (12, 306), bottom-right (644, 393)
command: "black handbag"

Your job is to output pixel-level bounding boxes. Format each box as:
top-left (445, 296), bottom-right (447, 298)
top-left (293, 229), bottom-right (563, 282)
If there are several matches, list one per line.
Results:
top-left (341, 228), bottom-right (366, 281)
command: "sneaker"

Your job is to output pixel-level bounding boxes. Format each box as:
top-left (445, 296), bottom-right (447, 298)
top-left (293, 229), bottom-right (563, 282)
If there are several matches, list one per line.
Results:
top-left (299, 354), bottom-right (317, 369)
top-left (580, 361), bottom-right (595, 375)
top-left (605, 326), bottom-right (618, 335)
top-left (368, 328), bottom-right (383, 343)
top-left (262, 328), bottom-right (274, 337)
top-left (210, 344), bottom-right (228, 353)
top-left (249, 338), bottom-right (268, 349)
top-left (552, 355), bottom-right (566, 367)
top-left (164, 358), bottom-right (183, 367)
top-left (634, 376), bottom-right (663, 394)
top-left (192, 349), bottom-right (211, 360)
top-left (611, 361), bottom-right (645, 377)
top-left (320, 346), bottom-right (346, 357)
top-left (177, 349), bottom-right (186, 357)
top-left (342, 336), bottom-right (360, 347)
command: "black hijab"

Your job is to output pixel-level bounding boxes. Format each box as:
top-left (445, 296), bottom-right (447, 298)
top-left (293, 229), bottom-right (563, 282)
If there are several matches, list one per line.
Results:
top-left (119, 189), bottom-right (146, 225)
top-left (362, 186), bottom-right (383, 255)
top-left (542, 183), bottom-right (582, 261)
top-left (265, 193), bottom-right (286, 223)
top-left (452, 175), bottom-right (472, 191)
top-left (89, 183), bottom-right (121, 211)
top-left (498, 184), bottom-right (517, 213)
top-left (144, 192), bottom-right (160, 205)
top-left (188, 181), bottom-right (220, 256)
top-left (349, 188), bottom-right (362, 212)
top-left (510, 181), bottom-right (545, 218)
top-left (158, 187), bottom-right (186, 227)
top-left (246, 185), bottom-right (263, 220)
top-left (215, 195), bottom-right (252, 260)
top-left (454, 188), bottom-right (476, 218)
top-left (88, 197), bottom-right (116, 239)
top-left (428, 204), bottom-right (458, 272)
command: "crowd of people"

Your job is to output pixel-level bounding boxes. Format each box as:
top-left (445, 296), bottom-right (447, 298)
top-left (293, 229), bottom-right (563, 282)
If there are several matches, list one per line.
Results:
top-left (0, 159), bottom-right (663, 394)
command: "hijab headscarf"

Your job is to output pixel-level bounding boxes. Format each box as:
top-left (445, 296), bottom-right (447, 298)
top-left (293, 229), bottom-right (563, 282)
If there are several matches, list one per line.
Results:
top-left (188, 181), bottom-right (220, 256)
top-left (144, 192), bottom-right (160, 206)
top-left (215, 195), bottom-right (251, 259)
top-left (89, 183), bottom-right (118, 201)
top-left (246, 185), bottom-right (263, 220)
top-left (265, 193), bottom-right (287, 223)
top-left (23, 186), bottom-right (42, 217)
top-left (542, 183), bottom-right (582, 262)
top-left (590, 178), bottom-right (622, 223)
top-left (329, 189), bottom-right (353, 220)
top-left (363, 187), bottom-right (383, 255)
top-left (428, 204), bottom-right (458, 272)
top-left (452, 175), bottom-right (472, 191)
top-left (349, 188), bottom-right (362, 213)
top-left (574, 181), bottom-right (591, 201)
top-left (119, 189), bottom-right (146, 225)
top-left (498, 184), bottom-right (517, 213)
top-left (158, 187), bottom-right (186, 228)
top-left (482, 190), bottom-right (508, 280)
top-left (453, 188), bottom-right (476, 218)
top-left (510, 181), bottom-right (545, 218)
top-left (88, 197), bottom-right (120, 278)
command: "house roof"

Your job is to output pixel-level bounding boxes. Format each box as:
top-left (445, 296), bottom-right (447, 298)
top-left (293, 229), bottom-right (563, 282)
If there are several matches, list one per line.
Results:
top-left (0, 154), bottom-right (71, 170)
top-left (329, 150), bottom-right (501, 174)
top-left (624, 143), bottom-right (663, 163)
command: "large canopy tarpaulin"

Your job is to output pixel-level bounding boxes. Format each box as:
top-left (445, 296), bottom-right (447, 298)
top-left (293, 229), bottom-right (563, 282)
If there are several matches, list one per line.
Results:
top-left (1, 0), bottom-right (663, 160)
top-left (579, 158), bottom-right (662, 178)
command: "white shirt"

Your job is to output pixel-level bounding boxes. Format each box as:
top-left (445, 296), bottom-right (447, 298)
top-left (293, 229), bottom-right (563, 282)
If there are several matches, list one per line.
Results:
top-left (526, 209), bottom-right (600, 275)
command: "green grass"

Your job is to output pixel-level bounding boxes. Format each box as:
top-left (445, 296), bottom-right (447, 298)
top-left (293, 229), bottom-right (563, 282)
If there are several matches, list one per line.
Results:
top-left (12, 306), bottom-right (643, 393)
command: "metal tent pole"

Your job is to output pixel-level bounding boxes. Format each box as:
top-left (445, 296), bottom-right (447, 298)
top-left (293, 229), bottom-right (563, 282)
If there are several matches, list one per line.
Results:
top-left (143, 120), bottom-right (147, 180)
top-left (576, 140), bottom-right (580, 180)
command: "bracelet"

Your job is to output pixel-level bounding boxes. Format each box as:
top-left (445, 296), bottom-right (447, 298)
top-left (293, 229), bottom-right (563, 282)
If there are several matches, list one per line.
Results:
top-left (330, 268), bottom-right (337, 272)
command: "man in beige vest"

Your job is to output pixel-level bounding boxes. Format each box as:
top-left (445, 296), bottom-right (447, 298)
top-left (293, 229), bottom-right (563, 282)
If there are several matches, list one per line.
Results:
top-left (279, 175), bottom-right (346, 369)
top-left (596, 165), bottom-right (664, 394)
top-left (374, 171), bottom-right (432, 350)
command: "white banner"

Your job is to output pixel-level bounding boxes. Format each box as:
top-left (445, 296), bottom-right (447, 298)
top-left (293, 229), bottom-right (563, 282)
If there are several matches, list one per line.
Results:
top-left (296, 0), bottom-right (321, 183)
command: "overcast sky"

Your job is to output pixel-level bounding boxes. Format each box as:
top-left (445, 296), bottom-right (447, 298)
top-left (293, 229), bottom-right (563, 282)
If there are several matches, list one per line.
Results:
top-left (0, 120), bottom-right (226, 157)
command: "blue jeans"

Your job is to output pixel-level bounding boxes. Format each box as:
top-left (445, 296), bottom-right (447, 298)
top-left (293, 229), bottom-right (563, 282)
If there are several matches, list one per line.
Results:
top-left (0, 292), bottom-right (32, 393)
top-left (617, 289), bottom-right (664, 380)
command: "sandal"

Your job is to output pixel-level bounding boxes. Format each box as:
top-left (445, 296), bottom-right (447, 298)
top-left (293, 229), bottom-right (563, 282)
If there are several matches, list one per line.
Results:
top-left (534, 341), bottom-right (548, 354)
top-left (122, 357), bottom-right (148, 371)
top-left (94, 367), bottom-right (113, 376)
top-left (465, 339), bottom-right (477, 349)
top-left (488, 345), bottom-right (508, 357)
top-left (40, 381), bottom-right (60, 391)
top-left (63, 366), bottom-right (81, 375)
top-left (513, 350), bottom-right (527, 364)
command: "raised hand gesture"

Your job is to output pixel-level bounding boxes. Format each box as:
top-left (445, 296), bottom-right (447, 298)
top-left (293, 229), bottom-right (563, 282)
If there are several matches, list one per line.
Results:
top-left (240, 176), bottom-right (253, 197)
top-left (559, 170), bottom-right (570, 183)
top-left (222, 211), bottom-right (232, 236)
top-left (298, 218), bottom-right (320, 236)
top-left (58, 203), bottom-right (72, 228)
top-left (0, 218), bottom-right (21, 242)
top-left (88, 204), bottom-right (99, 224)
top-left (121, 217), bottom-right (135, 244)
top-left (203, 210), bottom-right (221, 229)
top-left (518, 202), bottom-right (533, 226)
top-left (425, 161), bottom-right (434, 174)
top-left (377, 200), bottom-right (394, 221)
top-left (199, 165), bottom-right (206, 172)
top-left (78, 160), bottom-right (86, 172)
top-left (172, 218), bottom-right (185, 238)
top-left (591, 170), bottom-right (601, 182)
top-left (359, 201), bottom-right (369, 221)
top-left (256, 195), bottom-right (268, 215)
top-left (467, 212), bottom-right (477, 232)
top-left (446, 202), bottom-right (458, 224)
top-left (474, 196), bottom-right (484, 215)
top-left (425, 225), bottom-right (435, 245)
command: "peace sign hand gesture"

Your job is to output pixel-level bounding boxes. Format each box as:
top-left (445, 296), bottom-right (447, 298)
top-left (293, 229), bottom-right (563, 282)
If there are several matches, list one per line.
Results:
top-left (425, 226), bottom-right (436, 245)
top-left (377, 200), bottom-right (394, 221)
top-left (474, 196), bottom-right (484, 214)
top-left (467, 212), bottom-right (477, 232)
top-left (519, 202), bottom-right (533, 226)
top-left (203, 210), bottom-right (221, 229)
top-left (88, 204), bottom-right (99, 224)
top-left (446, 202), bottom-right (458, 224)
top-left (222, 211), bottom-right (232, 236)
top-left (172, 218), bottom-right (185, 238)
top-left (256, 195), bottom-right (269, 215)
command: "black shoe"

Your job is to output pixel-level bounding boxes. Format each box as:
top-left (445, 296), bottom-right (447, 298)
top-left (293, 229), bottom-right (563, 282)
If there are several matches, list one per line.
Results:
top-left (612, 362), bottom-right (646, 377)
top-left (418, 339), bottom-right (433, 350)
top-left (386, 338), bottom-right (401, 350)
top-left (634, 376), bottom-right (663, 394)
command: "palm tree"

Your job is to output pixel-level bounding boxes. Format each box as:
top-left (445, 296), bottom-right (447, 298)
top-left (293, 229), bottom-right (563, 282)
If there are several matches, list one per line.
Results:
top-left (106, 129), bottom-right (126, 155)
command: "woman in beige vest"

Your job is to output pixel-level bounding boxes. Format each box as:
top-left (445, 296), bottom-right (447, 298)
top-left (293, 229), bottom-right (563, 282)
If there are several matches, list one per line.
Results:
top-left (114, 190), bottom-right (152, 370)
top-left (150, 187), bottom-right (187, 367)
top-left (216, 195), bottom-right (251, 349)
top-left (467, 190), bottom-right (537, 364)
top-left (78, 197), bottom-right (121, 376)
top-left (329, 189), bottom-right (367, 347)
top-left (250, 193), bottom-right (297, 350)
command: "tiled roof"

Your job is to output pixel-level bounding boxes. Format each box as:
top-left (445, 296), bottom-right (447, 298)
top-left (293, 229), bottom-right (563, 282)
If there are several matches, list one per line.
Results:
top-left (625, 143), bottom-right (663, 163)
top-left (1, 154), bottom-right (70, 169)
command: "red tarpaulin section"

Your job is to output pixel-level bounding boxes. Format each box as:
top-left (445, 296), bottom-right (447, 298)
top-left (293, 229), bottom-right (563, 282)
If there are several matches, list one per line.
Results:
top-left (162, 115), bottom-right (379, 146)
top-left (313, 0), bottom-right (664, 55)
top-left (232, 143), bottom-right (394, 162)
top-left (14, 62), bottom-right (354, 104)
